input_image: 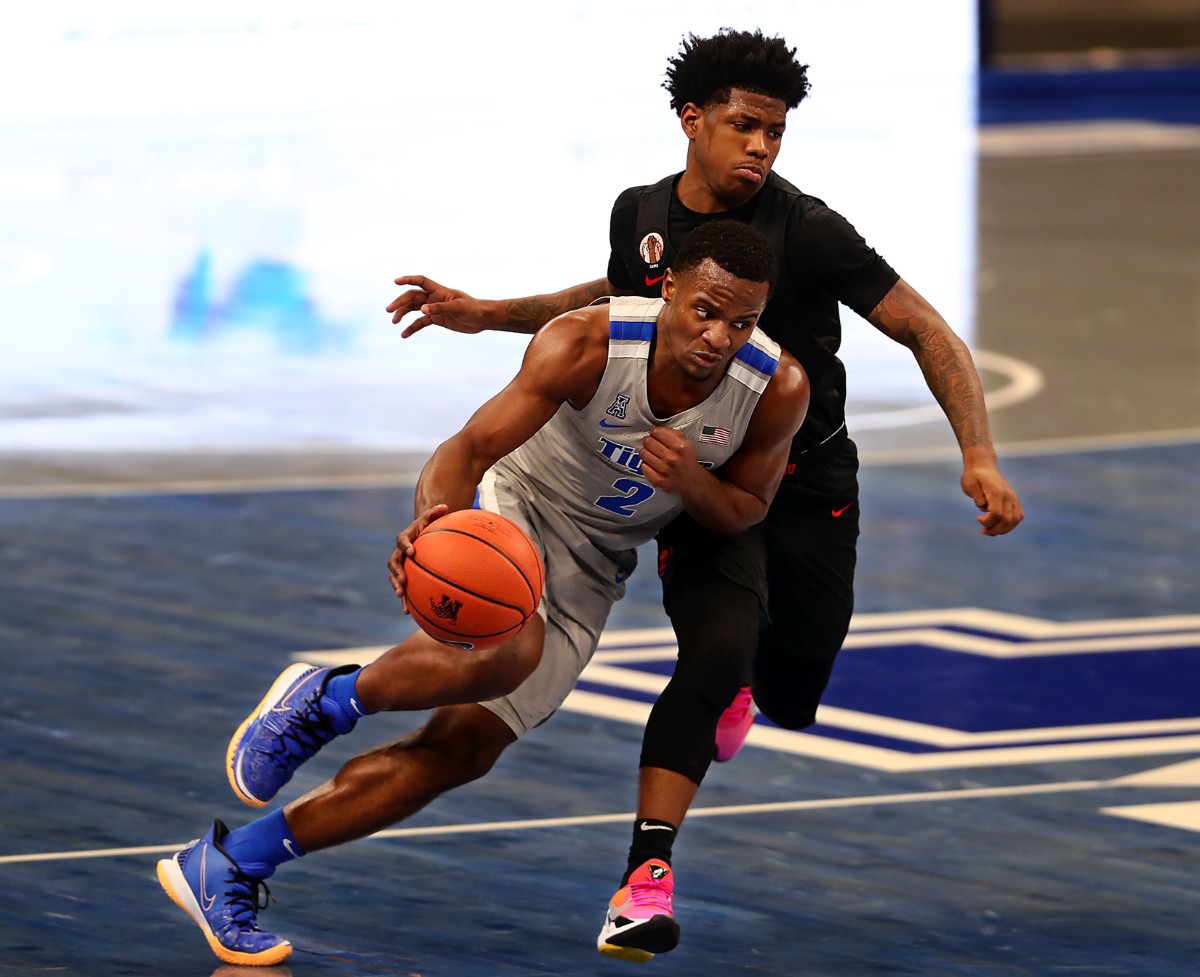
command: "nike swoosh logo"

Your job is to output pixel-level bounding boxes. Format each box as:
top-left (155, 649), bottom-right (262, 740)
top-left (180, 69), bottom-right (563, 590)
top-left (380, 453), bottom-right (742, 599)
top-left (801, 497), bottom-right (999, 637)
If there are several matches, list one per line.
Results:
top-left (645, 274), bottom-right (665, 287)
top-left (199, 845), bottom-right (217, 911)
top-left (270, 670), bottom-right (312, 713)
top-left (831, 502), bottom-right (855, 518)
top-left (609, 894), bottom-right (633, 920)
top-left (638, 824), bottom-right (674, 832)
top-left (599, 418), bottom-right (630, 428)
top-left (283, 838), bottom-right (300, 859)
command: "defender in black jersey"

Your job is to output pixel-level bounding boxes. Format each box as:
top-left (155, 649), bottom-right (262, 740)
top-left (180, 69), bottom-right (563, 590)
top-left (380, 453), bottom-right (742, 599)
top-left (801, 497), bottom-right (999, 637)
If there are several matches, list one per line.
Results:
top-left (388, 28), bottom-right (1024, 959)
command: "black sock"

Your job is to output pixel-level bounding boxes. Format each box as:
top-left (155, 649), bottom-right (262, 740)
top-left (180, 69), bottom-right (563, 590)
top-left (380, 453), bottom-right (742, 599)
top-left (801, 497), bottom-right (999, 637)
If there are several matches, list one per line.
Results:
top-left (623, 818), bottom-right (678, 884)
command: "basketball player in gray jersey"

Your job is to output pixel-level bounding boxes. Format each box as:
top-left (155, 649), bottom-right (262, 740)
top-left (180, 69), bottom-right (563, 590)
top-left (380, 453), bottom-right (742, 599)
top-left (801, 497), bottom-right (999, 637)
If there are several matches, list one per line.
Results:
top-left (155, 220), bottom-right (809, 966)
top-left (489, 292), bottom-right (783, 551)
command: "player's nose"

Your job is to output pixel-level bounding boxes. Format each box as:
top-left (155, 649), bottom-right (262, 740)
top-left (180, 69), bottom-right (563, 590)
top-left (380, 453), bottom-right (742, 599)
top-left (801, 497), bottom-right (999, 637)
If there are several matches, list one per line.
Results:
top-left (704, 321), bottom-right (733, 349)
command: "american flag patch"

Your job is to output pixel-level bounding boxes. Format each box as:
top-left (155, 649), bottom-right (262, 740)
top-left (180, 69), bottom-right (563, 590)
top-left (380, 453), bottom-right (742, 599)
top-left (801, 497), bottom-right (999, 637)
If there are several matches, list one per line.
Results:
top-left (699, 425), bottom-right (732, 445)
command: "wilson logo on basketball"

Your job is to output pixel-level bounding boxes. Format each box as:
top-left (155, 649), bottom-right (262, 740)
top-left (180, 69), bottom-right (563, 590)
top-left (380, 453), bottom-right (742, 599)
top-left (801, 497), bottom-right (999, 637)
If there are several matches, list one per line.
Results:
top-left (430, 594), bottom-right (464, 623)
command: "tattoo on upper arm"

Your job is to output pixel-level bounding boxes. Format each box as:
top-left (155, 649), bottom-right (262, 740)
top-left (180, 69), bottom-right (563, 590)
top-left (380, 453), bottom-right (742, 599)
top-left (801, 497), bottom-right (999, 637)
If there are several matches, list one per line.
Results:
top-left (874, 289), bottom-right (919, 327)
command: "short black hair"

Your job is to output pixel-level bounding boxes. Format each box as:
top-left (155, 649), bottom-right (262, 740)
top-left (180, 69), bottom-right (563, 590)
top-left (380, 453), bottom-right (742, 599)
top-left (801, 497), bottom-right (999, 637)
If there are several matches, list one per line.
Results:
top-left (664, 28), bottom-right (811, 114)
top-left (673, 220), bottom-right (779, 292)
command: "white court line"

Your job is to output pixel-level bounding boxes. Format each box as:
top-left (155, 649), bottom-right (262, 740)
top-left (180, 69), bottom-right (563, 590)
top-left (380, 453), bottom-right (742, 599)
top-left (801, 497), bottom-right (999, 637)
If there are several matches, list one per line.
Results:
top-left (5, 421), bottom-right (1200, 499)
top-left (2, 349), bottom-right (1198, 502)
top-left (3, 425), bottom-right (1199, 499)
top-left (1103, 800), bottom-right (1200, 833)
top-left (978, 121), bottom-right (1200, 158)
top-left (0, 470), bottom-right (424, 501)
top-left (863, 425), bottom-right (1200, 465)
top-left (8, 757), bottom-right (1198, 869)
top-left (559, 687), bottom-right (1200, 772)
top-left (299, 613), bottom-right (1200, 769)
top-left (0, 778), bottom-right (1109, 867)
top-left (851, 350), bottom-right (1043, 430)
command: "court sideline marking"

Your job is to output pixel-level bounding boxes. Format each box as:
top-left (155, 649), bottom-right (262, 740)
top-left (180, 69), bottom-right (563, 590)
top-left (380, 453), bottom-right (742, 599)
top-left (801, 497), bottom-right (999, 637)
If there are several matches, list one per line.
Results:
top-left (2, 424), bottom-right (1199, 500)
top-left (4, 758), bottom-right (1198, 867)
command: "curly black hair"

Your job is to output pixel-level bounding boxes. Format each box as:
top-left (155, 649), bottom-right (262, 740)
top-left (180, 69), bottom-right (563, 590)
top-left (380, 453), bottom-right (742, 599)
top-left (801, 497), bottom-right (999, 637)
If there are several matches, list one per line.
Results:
top-left (673, 219), bottom-right (779, 291)
top-left (664, 28), bottom-right (811, 114)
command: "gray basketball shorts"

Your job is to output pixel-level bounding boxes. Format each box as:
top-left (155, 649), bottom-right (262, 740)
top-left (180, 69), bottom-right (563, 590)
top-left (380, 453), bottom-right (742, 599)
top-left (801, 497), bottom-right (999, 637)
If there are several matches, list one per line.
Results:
top-left (475, 465), bottom-right (638, 737)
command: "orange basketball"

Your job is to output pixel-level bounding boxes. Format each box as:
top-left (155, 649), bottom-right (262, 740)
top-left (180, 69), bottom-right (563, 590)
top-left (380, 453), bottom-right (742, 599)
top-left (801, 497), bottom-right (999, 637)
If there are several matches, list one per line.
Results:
top-left (406, 508), bottom-right (545, 650)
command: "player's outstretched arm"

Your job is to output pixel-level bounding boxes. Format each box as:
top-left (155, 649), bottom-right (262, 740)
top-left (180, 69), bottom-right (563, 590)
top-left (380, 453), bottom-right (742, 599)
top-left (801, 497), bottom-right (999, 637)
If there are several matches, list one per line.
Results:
top-left (388, 275), bottom-right (614, 338)
top-left (641, 352), bottom-right (810, 534)
top-left (412, 307), bottom-right (610, 516)
top-left (866, 278), bottom-right (1024, 536)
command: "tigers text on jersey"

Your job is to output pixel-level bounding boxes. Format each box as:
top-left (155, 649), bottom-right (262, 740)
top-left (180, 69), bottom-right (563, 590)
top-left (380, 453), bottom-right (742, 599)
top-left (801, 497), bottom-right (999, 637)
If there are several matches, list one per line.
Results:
top-left (492, 296), bottom-right (780, 552)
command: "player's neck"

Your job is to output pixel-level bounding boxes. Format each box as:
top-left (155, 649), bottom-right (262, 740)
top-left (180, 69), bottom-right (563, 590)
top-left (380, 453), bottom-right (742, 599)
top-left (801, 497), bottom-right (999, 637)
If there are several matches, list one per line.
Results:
top-left (676, 170), bottom-right (759, 214)
top-left (646, 346), bottom-right (723, 417)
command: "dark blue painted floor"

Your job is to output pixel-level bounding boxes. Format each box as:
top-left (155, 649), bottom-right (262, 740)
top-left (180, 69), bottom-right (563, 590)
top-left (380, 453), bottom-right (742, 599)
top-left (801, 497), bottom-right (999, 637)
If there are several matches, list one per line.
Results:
top-left (2, 443), bottom-right (1198, 976)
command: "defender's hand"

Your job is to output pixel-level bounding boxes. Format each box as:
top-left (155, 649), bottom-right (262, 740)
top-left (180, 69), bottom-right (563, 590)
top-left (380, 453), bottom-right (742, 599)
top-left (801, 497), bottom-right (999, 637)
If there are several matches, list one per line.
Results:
top-left (387, 275), bottom-right (494, 338)
top-left (962, 466), bottom-right (1024, 536)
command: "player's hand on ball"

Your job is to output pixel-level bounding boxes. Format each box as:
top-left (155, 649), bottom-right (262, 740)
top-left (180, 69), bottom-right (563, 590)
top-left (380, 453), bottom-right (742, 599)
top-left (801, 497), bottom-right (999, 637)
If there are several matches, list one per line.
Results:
top-left (389, 503), bottom-right (450, 610)
top-left (403, 509), bottom-right (543, 650)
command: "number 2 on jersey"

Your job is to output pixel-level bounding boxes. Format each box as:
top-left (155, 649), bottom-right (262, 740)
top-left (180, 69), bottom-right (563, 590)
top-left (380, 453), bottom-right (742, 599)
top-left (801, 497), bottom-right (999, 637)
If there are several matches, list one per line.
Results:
top-left (595, 477), bottom-right (655, 518)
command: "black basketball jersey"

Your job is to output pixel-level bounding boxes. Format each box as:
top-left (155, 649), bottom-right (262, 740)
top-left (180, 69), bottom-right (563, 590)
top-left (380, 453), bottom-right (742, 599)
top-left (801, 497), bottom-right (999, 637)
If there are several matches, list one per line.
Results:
top-left (606, 171), bottom-right (899, 454)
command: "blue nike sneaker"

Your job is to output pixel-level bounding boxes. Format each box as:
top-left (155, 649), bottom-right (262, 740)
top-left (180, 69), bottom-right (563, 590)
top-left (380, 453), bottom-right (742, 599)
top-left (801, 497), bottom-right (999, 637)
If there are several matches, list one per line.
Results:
top-left (227, 662), bottom-right (362, 807)
top-left (157, 820), bottom-right (291, 966)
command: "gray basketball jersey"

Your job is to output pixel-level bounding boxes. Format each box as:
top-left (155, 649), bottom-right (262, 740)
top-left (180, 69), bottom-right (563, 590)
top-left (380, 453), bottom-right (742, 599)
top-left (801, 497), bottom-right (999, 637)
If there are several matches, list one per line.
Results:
top-left (492, 295), bottom-right (782, 552)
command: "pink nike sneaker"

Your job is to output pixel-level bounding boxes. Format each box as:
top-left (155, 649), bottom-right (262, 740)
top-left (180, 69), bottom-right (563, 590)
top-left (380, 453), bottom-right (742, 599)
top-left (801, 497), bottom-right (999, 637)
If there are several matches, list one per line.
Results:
top-left (714, 685), bottom-right (757, 762)
top-left (596, 859), bottom-right (680, 961)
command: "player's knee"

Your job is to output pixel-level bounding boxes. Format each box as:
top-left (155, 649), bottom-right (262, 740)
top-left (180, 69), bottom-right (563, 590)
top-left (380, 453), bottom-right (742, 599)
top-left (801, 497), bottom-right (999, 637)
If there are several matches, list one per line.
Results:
top-left (752, 651), bottom-right (837, 730)
top-left (754, 692), bottom-right (820, 730)
top-left (639, 677), bottom-right (727, 784)
top-left (762, 621), bottom-right (847, 664)
top-left (414, 708), bottom-right (514, 786)
top-left (671, 618), bottom-right (758, 710)
top-left (468, 633), bottom-right (542, 702)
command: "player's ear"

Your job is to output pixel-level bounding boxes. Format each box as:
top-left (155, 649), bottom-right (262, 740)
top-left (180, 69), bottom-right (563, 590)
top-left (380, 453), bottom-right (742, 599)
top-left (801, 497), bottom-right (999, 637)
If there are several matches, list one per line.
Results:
top-left (662, 269), bottom-right (676, 301)
top-left (680, 103), bottom-right (702, 139)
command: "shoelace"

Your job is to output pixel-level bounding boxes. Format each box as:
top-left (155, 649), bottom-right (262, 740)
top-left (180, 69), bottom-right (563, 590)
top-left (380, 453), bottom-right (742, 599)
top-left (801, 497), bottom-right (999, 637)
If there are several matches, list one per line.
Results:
top-left (224, 871), bottom-right (273, 932)
top-left (627, 876), bottom-right (673, 916)
top-left (262, 693), bottom-right (341, 768)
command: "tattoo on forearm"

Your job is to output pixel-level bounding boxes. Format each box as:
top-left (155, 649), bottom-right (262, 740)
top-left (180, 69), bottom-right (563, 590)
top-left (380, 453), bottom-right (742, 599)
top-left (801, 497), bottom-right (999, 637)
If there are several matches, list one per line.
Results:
top-left (876, 292), bottom-right (992, 450)
top-left (919, 330), bottom-right (991, 449)
top-left (507, 280), bottom-right (609, 332)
